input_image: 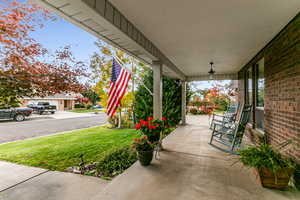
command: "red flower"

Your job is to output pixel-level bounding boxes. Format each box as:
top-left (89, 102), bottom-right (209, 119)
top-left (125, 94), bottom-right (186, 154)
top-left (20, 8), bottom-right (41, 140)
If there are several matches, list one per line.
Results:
top-left (143, 135), bottom-right (148, 139)
top-left (135, 123), bottom-right (141, 130)
top-left (140, 120), bottom-right (148, 126)
top-left (162, 117), bottom-right (167, 121)
top-left (148, 117), bottom-right (154, 121)
top-left (149, 125), bottom-right (156, 129)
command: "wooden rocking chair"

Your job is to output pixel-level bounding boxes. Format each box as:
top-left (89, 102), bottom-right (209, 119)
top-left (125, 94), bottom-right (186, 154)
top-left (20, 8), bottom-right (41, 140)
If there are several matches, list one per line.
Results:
top-left (209, 104), bottom-right (252, 153)
top-left (209, 102), bottom-right (239, 129)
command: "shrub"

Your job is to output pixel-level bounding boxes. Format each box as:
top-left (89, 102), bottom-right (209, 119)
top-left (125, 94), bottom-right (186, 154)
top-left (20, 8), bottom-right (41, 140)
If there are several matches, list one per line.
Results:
top-left (85, 104), bottom-right (93, 109)
top-left (163, 127), bottom-right (175, 137)
top-left (108, 113), bottom-right (134, 128)
top-left (134, 70), bottom-right (191, 127)
top-left (96, 147), bottom-right (137, 178)
top-left (74, 103), bottom-right (85, 108)
top-left (189, 108), bottom-right (198, 115)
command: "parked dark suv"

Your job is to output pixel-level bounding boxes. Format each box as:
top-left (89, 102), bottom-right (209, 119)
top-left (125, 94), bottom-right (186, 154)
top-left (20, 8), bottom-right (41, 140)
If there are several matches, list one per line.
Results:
top-left (0, 107), bottom-right (33, 121)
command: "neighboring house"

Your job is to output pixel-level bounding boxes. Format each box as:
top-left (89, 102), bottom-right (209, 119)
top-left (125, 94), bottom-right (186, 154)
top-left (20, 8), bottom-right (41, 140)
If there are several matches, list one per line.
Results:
top-left (21, 93), bottom-right (78, 111)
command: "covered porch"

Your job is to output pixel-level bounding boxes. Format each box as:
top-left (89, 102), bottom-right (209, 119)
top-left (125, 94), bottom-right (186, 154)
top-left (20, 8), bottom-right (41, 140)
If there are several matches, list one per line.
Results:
top-left (91, 115), bottom-right (299, 200)
top-left (32, 0), bottom-right (300, 198)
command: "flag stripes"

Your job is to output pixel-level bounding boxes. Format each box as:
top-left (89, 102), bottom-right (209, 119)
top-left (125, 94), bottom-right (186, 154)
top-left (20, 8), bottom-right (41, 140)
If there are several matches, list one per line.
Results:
top-left (107, 59), bottom-right (131, 117)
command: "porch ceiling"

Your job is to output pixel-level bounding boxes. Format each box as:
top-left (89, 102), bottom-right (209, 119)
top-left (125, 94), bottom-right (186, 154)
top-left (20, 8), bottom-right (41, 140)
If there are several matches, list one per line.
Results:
top-left (110, 0), bottom-right (300, 76)
top-left (35, 0), bottom-right (300, 80)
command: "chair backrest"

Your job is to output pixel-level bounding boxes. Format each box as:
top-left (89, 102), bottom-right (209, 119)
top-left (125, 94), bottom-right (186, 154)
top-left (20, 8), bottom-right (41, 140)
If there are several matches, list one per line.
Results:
top-left (236, 104), bottom-right (252, 134)
top-left (225, 102), bottom-right (239, 114)
top-left (223, 102), bottom-right (239, 121)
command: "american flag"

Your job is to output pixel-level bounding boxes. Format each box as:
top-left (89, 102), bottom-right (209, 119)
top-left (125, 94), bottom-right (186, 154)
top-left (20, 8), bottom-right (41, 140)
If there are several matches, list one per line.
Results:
top-left (107, 58), bottom-right (131, 117)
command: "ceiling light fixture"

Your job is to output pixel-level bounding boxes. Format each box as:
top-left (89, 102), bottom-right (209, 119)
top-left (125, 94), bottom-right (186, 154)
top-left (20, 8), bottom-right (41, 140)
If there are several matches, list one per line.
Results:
top-left (208, 62), bottom-right (215, 80)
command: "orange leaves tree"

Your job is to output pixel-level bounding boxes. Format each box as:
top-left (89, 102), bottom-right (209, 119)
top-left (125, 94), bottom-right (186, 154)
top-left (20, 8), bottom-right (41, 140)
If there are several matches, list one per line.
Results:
top-left (189, 86), bottom-right (230, 114)
top-left (0, 1), bottom-right (87, 106)
top-left (204, 87), bottom-right (230, 113)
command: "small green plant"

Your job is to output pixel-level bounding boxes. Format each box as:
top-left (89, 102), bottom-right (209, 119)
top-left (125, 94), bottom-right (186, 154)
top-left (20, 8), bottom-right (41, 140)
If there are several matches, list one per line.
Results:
top-left (85, 104), bottom-right (93, 109)
top-left (239, 142), bottom-right (296, 174)
top-left (294, 164), bottom-right (300, 190)
top-left (96, 146), bottom-right (137, 178)
top-left (131, 136), bottom-right (154, 152)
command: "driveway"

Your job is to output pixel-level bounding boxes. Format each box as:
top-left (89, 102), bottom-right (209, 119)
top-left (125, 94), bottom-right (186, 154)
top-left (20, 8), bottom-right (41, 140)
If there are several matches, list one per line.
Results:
top-left (0, 112), bottom-right (107, 144)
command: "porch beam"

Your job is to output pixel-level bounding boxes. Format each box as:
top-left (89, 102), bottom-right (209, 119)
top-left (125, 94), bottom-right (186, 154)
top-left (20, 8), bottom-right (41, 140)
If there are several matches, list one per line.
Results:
top-left (187, 73), bottom-right (238, 81)
top-left (153, 61), bottom-right (163, 119)
top-left (181, 81), bottom-right (186, 125)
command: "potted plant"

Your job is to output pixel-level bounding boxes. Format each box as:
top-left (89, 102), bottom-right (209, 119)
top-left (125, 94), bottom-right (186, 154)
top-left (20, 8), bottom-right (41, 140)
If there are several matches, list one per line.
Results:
top-left (135, 117), bottom-right (165, 143)
top-left (239, 142), bottom-right (296, 189)
top-left (132, 136), bottom-right (154, 166)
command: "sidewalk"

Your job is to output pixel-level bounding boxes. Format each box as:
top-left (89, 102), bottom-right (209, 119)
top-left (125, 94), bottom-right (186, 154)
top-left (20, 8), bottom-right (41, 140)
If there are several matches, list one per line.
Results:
top-left (29, 111), bottom-right (103, 120)
top-left (0, 161), bottom-right (108, 200)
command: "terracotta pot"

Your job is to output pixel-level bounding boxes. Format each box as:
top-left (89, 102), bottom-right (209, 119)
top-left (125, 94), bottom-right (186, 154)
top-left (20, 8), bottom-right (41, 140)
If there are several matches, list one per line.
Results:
top-left (254, 167), bottom-right (294, 189)
top-left (137, 150), bottom-right (154, 166)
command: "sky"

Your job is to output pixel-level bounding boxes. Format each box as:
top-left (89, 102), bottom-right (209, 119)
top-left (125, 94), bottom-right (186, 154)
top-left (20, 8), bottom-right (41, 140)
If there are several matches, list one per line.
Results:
top-left (30, 17), bottom-right (99, 66)
top-left (29, 5), bottom-right (226, 89)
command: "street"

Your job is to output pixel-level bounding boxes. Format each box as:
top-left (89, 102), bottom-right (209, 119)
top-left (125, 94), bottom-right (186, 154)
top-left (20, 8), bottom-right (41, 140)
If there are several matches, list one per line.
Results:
top-left (0, 113), bottom-right (107, 144)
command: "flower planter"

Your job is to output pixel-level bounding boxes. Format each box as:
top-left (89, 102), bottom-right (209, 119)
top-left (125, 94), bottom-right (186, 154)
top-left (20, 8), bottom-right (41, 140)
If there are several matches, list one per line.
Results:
top-left (146, 133), bottom-right (160, 143)
top-left (137, 150), bottom-right (154, 166)
top-left (254, 167), bottom-right (294, 189)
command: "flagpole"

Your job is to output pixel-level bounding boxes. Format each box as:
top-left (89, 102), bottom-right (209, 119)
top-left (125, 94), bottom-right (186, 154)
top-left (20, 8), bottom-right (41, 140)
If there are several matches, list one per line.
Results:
top-left (131, 57), bottom-right (136, 124)
top-left (113, 56), bottom-right (153, 96)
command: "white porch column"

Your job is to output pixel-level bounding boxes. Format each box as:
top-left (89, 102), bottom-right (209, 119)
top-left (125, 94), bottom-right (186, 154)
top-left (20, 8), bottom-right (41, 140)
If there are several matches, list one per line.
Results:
top-left (181, 81), bottom-right (187, 125)
top-left (153, 61), bottom-right (162, 119)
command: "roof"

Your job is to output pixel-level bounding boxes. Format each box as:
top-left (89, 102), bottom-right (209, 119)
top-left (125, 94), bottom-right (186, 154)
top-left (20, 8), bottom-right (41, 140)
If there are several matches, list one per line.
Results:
top-left (34, 0), bottom-right (300, 81)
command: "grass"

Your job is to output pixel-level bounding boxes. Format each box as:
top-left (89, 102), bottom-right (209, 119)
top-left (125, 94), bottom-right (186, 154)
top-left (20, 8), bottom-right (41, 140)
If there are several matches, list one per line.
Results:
top-left (0, 126), bottom-right (139, 171)
top-left (69, 109), bottom-right (102, 113)
top-left (213, 110), bottom-right (225, 115)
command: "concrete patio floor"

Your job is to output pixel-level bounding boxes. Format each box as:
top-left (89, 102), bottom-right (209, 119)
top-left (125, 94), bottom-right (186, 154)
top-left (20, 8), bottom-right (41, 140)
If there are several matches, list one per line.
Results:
top-left (0, 162), bottom-right (108, 200)
top-left (0, 115), bottom-right (299, 200)
top-left (92, 115), bottom-right (300, 200)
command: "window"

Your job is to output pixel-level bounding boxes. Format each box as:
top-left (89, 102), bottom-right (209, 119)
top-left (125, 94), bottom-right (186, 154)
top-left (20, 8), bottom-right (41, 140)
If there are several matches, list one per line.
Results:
top-left (255, 58), bottom-right (264, 131)
top-left (244, 58), bottom-right (265, 131)
top-left (245, 67), bottom-right (253, 123)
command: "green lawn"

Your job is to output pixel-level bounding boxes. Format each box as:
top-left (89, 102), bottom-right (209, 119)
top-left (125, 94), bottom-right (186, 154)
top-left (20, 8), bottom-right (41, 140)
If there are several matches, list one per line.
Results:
top-left (213, 110), bottom-right (225, 115)
top-left (69, 109), bottom-right (102, 113)
top-left (0, 127), bottom-right (139, 171)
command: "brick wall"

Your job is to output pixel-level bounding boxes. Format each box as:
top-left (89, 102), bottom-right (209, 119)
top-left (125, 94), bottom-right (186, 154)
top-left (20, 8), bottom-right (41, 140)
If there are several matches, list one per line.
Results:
top-left (238, 12), bottom-right (300, 162)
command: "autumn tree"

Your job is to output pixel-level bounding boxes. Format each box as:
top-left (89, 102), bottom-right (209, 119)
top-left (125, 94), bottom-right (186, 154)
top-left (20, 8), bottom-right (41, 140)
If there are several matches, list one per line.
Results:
top-left (90, 40), bottom-right (147, 116)
top-left (0, 0), bottom-right (87, 107)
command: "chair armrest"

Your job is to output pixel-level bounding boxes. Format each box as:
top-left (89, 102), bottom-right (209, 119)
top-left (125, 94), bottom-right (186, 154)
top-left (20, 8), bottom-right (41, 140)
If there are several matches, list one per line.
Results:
top-left (213, 114), bottom-right (224, 118)
top-left (212, 114), bottom-right (225, 121)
